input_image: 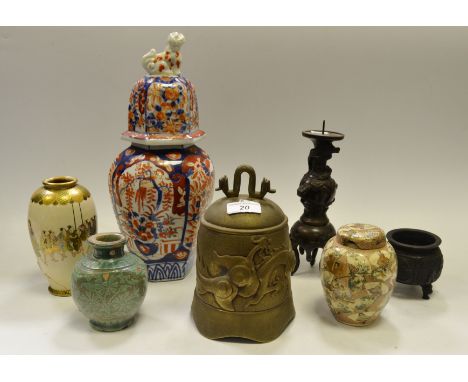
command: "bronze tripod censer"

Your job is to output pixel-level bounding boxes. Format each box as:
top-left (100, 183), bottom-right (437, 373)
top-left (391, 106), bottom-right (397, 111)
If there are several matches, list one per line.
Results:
top-left (290, 121), bottom-right (344, 274)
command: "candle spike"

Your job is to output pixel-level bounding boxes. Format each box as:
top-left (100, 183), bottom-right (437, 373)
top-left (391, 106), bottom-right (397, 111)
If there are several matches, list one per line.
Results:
top-left (290, 123), bottom-right (344, 275)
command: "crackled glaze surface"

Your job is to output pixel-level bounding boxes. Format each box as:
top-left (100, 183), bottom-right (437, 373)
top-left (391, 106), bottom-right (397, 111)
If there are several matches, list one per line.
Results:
top-left (71, 235), bottom-right (147, 331)
top-left (109, 145), bottom-right (214, 281)
top-left (320, 223), bottom-right (397, 326)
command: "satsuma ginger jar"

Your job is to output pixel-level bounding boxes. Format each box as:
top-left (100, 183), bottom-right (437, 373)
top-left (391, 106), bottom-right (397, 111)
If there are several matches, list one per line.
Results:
top-left (28, 176), bottom-right (97, 296)
top-left (109, 32), bottom-right (214, 281)
top-left (72, 232), bottom-right (147, 331)
top-left (320, 223), bottom-right (397, 326)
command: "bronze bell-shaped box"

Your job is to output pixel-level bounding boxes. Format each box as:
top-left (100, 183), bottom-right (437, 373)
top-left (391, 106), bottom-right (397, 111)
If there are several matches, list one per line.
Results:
top-left (191, 165), bottom-right (296, 342)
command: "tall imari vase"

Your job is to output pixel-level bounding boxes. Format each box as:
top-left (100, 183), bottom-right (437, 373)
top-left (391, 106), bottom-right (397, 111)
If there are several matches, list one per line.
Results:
top-left (109, 32), bottom-right (214, 281)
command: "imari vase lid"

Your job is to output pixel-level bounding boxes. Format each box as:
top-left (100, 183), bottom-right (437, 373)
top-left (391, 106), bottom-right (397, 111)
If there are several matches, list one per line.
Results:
top-left (123, 32), bottom-right (204, 147)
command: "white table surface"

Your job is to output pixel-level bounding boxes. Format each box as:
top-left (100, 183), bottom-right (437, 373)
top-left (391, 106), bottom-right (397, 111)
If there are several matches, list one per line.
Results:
top-left (1, 212), bottom-right (466, 355)
top-left (1, 27), bottom-right (468, 355)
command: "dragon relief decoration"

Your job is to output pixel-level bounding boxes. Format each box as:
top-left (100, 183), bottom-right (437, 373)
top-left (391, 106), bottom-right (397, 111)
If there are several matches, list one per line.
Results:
top-left (196, 236), bottom-right (294, 312)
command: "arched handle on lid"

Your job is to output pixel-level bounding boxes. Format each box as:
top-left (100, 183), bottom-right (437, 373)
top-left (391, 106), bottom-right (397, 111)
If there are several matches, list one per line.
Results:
top-left (216, 164), bottom-right (276, 200)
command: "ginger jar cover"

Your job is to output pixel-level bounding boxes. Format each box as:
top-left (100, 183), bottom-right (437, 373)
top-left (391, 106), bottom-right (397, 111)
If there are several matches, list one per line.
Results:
top-left (109, 32), bottom-right (214, 281)
top-left (191, 165), bottom-right (296, 342)
top-left (320, 223), bottom-right (397, 326)
top-left (28, 176), bottom-right (97, 296)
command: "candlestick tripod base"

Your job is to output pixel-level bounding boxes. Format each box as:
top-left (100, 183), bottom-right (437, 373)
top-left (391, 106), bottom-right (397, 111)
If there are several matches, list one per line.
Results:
top-left (290, 124), bottom-right (344, 275)
top-left (290, 221), bottom-right (336, 273)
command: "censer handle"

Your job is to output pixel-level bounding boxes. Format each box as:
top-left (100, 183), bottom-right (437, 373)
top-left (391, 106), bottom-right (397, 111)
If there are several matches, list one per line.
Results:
top-left (216, 164), bottom-right (276, 199)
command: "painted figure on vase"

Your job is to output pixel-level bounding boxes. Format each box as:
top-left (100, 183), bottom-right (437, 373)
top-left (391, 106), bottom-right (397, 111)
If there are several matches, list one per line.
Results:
top-left (28, 176), bottom-right (97, 296)
top-left (33, 216), bottom-right (97, 264)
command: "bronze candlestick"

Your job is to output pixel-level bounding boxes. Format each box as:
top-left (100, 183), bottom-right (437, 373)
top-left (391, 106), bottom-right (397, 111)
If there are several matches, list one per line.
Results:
top-left (290, 121), bottom-right (344, 274)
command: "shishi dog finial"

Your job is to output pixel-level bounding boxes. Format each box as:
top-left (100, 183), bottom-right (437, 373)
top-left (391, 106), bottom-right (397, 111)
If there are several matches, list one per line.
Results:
top-left (142, 32), bottom-right (186, 76)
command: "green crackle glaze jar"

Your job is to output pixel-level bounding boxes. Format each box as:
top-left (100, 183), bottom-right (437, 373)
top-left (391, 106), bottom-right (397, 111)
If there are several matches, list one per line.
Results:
top-left (71, 232), bottom-right (148, 332)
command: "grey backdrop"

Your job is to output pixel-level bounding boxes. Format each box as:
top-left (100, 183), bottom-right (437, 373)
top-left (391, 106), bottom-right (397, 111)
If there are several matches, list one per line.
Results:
top-left (1, 27), bottom-right (467, 354)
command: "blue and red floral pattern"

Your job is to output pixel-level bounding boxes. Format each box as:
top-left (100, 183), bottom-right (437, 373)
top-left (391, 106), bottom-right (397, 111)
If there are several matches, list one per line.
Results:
top-left (109, 145), bottom-right (214, 281)
top-left (127, 75), bottom-right (199, 137)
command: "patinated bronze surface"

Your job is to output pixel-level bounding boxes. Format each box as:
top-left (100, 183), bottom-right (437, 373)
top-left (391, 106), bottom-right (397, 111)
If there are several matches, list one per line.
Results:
top-left (290, 125), bottom-right (344, 274)
top-left (191, 165), bottom-right (296, 342)
top-left (387, 228), bottom-right (443, 299)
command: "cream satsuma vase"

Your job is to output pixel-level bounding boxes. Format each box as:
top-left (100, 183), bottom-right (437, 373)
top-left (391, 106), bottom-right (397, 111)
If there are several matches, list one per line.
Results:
top-left (28, 176), bottom-right (97, 296)
top-left (320, 223), bottom-right (397, 326)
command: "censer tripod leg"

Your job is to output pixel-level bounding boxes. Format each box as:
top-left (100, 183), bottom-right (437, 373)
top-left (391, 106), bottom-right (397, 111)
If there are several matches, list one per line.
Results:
top-left (308, 248), bottom-right (319, 267)
top-left (421, 284), bottom-right (433, 300)
top-left (291, 243), bottom-right (301, 275)
top-left (291, 245), bottom-right (320, 274)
